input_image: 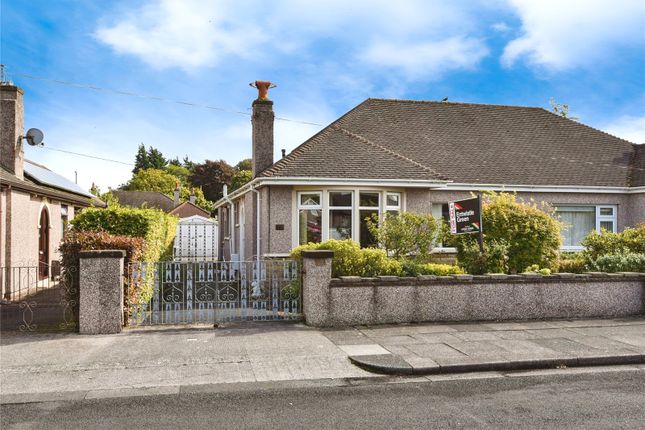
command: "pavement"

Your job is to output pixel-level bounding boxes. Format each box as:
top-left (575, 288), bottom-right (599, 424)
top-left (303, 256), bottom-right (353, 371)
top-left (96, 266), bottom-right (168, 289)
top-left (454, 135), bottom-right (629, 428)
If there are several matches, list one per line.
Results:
top-left (1, 317), bottom-right (644, 404)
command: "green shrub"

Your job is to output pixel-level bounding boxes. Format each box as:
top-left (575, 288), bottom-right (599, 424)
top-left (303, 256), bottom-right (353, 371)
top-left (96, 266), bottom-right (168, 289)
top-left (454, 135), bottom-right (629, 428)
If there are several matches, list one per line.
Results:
top-left (581, 224), bottom-right (645, 263)
top-left (523, 264), bottom-right (552, 275)
top-left (291, 240), bottom-right (401, 277)
top-left (401, 261), bottom-right (465, 277)
top-left (455, 239), bottom-right (509, 275)
top-left (58, 230), bottom-right (147, 327)
top-left (71, 205), bottom-right (178, 262)
top-left (450, 193), bottom-right (561, 274)
top-left (556, 256), bottom-right (587, 273)
top-left (589, 251), bottom-right (645, 273)
top-left (366, 212), bottom-right (441, 261)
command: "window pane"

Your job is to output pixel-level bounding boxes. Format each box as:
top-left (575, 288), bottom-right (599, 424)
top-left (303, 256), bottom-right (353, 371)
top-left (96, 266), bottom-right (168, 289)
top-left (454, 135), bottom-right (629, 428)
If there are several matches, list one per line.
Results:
top-left (300, 193), bottom-right (320, 207)
top-left (386, 193), bottom-right (400, 207)
top-left (299, 209), bottom-right (322, 244)
top-left (329, 209), bottom-right (352, 239)
top-left (600, 221), bottom-right (614, 232)
top-left (360, 192), bottom-right (380, 207)
top-left (599, 207), bottom-right (614, 216)
top-left (557, 209), bottom-right (595, 247)
top-left (360, 210), bottom-right (378, 248)
top-left (330, 191), bottom-right (352, 207)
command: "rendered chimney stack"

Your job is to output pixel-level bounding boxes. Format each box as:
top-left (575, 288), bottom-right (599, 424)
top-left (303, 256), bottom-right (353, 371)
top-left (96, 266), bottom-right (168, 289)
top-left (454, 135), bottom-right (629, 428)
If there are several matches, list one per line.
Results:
top-left (189, 189), bottom-right (196, 204)
top-left (251, 80), bottom-right (275, 178)
top-left (173, 182), bottom-right (180, 207)
top-left (0, 82), bottom-right (25, 180)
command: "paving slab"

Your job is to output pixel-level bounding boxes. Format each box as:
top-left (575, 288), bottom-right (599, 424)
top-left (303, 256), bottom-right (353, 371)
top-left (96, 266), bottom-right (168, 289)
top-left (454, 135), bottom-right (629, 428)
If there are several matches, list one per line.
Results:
top-left (411, 332), bottom-right (464, 344)
top-left (338, 318), bottom-right (645, 376)
top-left (337, 344), bottom-right (391, 356)
top-left (405, 342), bottom-right (469, 359)
top-left (452, 331), bottom-right (503, 341)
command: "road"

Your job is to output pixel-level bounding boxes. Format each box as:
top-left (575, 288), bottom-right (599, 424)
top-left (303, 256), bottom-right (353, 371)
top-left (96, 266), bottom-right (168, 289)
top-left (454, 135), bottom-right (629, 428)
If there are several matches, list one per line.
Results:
top-left (2, 368), bottom-right (644, 429)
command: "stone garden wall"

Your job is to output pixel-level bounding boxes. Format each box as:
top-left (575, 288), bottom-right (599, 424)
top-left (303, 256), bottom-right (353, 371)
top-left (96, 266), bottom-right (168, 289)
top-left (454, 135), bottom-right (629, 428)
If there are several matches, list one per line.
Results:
top-left (302, 251), bottom-right (645, 327)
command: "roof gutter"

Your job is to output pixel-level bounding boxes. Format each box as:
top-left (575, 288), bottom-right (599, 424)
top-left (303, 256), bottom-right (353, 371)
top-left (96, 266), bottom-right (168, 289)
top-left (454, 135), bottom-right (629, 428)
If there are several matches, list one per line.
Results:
top-left (444, 183), bottom-right (645, 194)
top-left (212, 177), bottom-right (448, 209)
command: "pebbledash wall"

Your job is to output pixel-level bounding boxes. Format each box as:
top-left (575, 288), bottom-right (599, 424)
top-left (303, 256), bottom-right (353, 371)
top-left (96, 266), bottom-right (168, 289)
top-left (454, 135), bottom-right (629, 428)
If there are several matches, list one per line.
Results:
top-left (236, 187), bottom-right (644, 257)
top-left (301, 251), bottom-right (645, 327)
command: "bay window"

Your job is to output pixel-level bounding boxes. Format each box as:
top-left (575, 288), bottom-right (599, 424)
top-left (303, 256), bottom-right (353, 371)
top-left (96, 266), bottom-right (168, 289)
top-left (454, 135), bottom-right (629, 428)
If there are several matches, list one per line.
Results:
top-left (295, 189), bottom-right (404, 248)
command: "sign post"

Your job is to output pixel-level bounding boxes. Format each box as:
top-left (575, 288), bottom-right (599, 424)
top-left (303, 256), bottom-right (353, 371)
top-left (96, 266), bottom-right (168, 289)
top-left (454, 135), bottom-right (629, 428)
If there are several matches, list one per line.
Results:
top-left (449, 195), bottom-right (484, 255)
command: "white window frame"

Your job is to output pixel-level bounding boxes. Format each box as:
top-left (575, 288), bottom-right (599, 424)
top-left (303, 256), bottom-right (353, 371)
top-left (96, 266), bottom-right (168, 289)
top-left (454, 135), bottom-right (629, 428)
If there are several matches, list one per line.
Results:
top-left (292, 188), bottom-right (405, 248)
top-left (358, 191), bottom-right (382, 247)
top-left (556, 204), bottom-right (618, 251)
top-left (430, 202), bottom-right (457, 253)
top-left (329, 191), bottom-right (354, 241)
top-left (297, 191), bottom-right (323, 245)
top-left (596, 205), bottom-right (617, 233)
top-left (384, 192), bottom-right (401, 214)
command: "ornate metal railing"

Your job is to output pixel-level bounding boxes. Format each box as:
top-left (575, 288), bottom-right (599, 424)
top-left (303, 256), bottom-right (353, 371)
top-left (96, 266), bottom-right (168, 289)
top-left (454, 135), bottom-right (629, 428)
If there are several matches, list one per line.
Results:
top-left (127, 260), bottom-right (300, 326)
top-left (0, 263), bottom-right (77, 332)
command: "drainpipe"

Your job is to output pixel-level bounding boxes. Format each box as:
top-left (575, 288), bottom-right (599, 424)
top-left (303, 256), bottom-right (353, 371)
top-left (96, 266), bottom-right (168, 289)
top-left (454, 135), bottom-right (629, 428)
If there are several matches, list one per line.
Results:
top-left (251, 185), bottom-right (261, 261)
top-left (222, 185), bottom-right (235, 260)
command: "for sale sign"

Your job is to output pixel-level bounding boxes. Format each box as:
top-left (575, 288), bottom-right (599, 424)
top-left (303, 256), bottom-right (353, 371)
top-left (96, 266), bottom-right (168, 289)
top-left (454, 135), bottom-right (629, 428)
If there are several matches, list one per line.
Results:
top-left (449, 196), bottom-right (482, 234)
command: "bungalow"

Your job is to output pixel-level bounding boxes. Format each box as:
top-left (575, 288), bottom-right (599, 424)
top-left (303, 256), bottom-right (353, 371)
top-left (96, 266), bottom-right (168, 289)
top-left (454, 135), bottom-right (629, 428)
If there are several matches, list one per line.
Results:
top-left (215, 83), bottom-right (644, 261)
top-left (1, 82), bottom-right (100, 299)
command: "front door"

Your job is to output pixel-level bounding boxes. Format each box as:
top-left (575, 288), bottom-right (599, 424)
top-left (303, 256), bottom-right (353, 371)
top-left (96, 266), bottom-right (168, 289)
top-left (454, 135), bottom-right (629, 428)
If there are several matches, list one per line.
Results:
top-left (38, 208), bottom-right (49, 279)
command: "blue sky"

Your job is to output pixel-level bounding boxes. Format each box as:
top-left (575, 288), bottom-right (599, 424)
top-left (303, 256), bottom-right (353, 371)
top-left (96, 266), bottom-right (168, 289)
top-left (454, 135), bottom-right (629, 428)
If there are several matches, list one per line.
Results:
top-left (2, 0), bottom-right (644, 191)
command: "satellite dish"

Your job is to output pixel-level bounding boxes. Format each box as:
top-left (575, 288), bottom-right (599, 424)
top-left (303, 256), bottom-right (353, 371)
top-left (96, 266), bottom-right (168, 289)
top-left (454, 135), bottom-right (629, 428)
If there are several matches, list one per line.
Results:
top-left (25, 128), bottom-right (44, 146)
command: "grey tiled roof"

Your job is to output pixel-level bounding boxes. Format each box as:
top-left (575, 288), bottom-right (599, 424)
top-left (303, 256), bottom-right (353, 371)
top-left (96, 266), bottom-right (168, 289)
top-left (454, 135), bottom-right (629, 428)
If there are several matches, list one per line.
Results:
top-left (261, 99), bottom-right (641, 187)
top-left (111, 191), bottom-right (175, 211)
top-left (631, 144), bottom-right (645, 187)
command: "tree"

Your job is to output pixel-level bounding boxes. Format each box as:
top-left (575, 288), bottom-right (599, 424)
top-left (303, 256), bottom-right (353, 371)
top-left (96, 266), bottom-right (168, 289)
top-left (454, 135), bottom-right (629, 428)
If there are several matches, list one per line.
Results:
top-left (182, 156), bottom-right (196, 171)
top-left (89, 182), bottom-right (101, 197)
top-left (230, 170), bottom-right (252, 191)
top-left (123, 168), bottom-right (213, 212)
top-left (549, 98), bottom-right (579, 121)
top-left (235, 158), bottom-right (252, 171)
top-left (133, 143), bottom-right (149, 174)
top-left (189, 160), bottom-right (235, 202)
top-left (124, 168), bottom-right (177, 193)
top-left (147, 147), bottom-right (167, 169)
top-left (164, 164), bottom-right (190, 184)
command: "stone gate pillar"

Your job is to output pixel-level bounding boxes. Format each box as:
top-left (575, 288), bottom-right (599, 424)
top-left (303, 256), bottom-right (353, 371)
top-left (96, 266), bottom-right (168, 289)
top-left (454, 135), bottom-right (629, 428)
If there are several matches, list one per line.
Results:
top-left (78, 250), bottom-right (125, 334)
top-left (302, 250), bottom-right (334, 327)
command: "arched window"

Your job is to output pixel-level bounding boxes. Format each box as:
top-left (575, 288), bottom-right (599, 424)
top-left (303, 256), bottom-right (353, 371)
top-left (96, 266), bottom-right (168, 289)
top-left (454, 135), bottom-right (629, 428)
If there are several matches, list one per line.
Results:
top-left (38, 207), bottom-right (49, 279)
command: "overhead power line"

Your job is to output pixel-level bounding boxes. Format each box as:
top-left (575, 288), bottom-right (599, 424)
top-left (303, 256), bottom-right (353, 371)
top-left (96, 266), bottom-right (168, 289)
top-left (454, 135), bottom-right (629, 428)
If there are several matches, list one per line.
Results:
top-left (7, 70), bottom-right (324, 127)
top-left (39, 146), bottom-right (134, 166)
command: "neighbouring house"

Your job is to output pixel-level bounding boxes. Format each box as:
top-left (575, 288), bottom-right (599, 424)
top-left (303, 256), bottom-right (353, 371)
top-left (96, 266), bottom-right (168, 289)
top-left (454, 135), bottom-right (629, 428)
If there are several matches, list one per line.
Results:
top-left (112, 189), bottom-right (217, 260)
top-left (1, 82), bottom-right (101, 299)
top-left (215, 84), bottom-right (644, 261)
top-left (112, 188), bottom-right (211, 219)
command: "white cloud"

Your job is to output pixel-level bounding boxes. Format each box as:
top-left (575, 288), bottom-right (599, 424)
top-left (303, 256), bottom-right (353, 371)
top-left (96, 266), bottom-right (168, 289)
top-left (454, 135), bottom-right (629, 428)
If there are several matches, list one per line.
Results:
top-left (95, 0), bottom-right (265, 70)
top-left (602, 115), bottom-right (645, 144)
top-left (502, 0), bottom-right (644, 69)
top-left (95, 0), bottom-right (488, 78)
top-left (360, 37), bottom-right (489, 79)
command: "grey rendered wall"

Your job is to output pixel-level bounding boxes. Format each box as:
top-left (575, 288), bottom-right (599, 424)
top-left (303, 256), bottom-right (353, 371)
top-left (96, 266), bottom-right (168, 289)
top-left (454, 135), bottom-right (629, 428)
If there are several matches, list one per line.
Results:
top-left (308, 275), bottom-right (645, 327)
top-left (264, 185), bottom-right (293, 255)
